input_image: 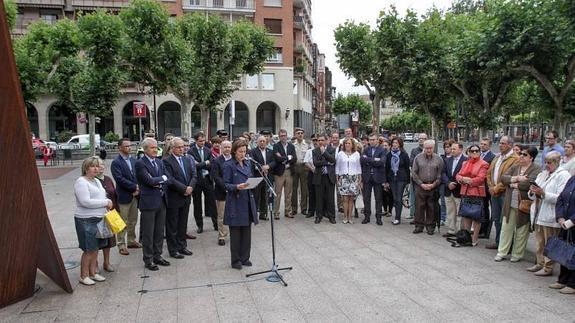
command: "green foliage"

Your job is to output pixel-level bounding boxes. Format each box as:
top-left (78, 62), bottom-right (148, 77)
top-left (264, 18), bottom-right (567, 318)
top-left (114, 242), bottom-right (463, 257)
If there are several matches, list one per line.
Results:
top-left (104, 131), bottom-right (120, 143)
top-left (3, 0), bottom-right (16, 30)
top-left (55, 130), bottom-right (74, 143)
top-left (332, 93), bottom-right (372, 124)
top-left (381, 111), bottom-right (431, 133)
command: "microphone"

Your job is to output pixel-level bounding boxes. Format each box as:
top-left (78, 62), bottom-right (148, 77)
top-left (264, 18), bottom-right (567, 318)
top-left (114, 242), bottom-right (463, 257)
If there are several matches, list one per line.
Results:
top-left (246, 156), bottom-right (262, 166)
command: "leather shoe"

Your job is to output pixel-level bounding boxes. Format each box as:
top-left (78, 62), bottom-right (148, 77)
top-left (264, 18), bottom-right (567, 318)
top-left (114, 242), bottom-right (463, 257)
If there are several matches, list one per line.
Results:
top-left (197, 227), bottom-right (203, 234)
top-left (186, 233), bottom-right (197, 239)
top-left (534, 269), bottom-right (552, 276)
top-left (170, 253), bottom-right (184, 259)
top-left (305, 213), bottom-right (314, 218)
top-left (218, 239), bottom-right (225, 246)
top-left (526, 264), bottom-right (543, 272)
top-left (180, 248), bottom-right (193, 256)
top-left (413, 228), bottom-right (423, 234)
top-left (485, 243), bottom-right (498, 250)
top-left (361, 218), bottom-right (370, 224)
top-left (231, 262), bottom-right (242, 270)
top-left (442, 233), bottom-right (455, 238)
top-left (119, 247), bottom-right (130, 255)
top-left (314, 217), bottom-right (321, 224)
top-left (376, 218), bottom-right (383, 226)
top-left (427, 230), bottom-right (435, 235)
top-left (145, 263), bottom-right (159, 271)
top-left (154, 258), bottom-right (171, 266)
top-left (285, 214), bottom-right (294, 218)
top-left (242, 260), bottom-right (252, 267)
top-left (127, 242), bottom-right (143, 248)
top-left (329, 218), bottom-right (336, 224)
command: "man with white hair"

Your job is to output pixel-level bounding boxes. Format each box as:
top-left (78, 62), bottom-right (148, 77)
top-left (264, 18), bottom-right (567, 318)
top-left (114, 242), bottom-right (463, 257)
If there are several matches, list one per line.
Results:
top-left (411, 139), bottom-right (444, 235)
top-left (212, 140), bottom-right (233, 245)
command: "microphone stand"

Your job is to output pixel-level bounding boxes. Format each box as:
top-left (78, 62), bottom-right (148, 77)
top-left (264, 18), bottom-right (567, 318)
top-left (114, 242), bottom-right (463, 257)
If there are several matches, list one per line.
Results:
top-left (245, 157), bottom-right (293, 286)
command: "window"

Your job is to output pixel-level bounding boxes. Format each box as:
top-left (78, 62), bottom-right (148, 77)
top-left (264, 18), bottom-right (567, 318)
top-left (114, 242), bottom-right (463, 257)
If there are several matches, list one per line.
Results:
top-left (261, 74), bottom-right (275, 90)
top-left (264, 0), bottom-right (282, 6)
top-left (266, 48), bottom-right (282, 63)
top-left (245, 74), bottom-right (258, 90)
top-left (213, 0), bottom-right (223, 7)
top-left (189, 0), bottom-right (200, 5)
top-left (236, 0), bottom-right (247, 8)
top-left (40, 11), bottom-right (58, 25)
top-left (263, 18), bottom-right (282, 34)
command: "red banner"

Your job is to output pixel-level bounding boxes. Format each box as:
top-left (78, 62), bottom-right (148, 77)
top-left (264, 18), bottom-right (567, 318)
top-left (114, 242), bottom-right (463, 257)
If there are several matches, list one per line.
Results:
top-left (133, 102), bottom-right (147, 118)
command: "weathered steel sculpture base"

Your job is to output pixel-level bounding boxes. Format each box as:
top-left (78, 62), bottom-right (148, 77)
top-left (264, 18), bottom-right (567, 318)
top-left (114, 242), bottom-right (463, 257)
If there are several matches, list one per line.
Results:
top-left (0, 2), bottom-right (72, 308)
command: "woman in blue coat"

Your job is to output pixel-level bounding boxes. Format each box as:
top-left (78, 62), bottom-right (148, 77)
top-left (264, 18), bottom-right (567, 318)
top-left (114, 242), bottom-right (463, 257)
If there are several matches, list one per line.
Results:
top-left (550, 174), bottom-right (575, 294)
top-left (224, 139), bottom-right (258, 269)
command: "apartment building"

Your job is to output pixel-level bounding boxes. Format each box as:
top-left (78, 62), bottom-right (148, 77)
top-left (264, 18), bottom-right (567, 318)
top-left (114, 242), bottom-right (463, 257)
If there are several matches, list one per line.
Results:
top-left (14, 0), bottom-right (331, 141)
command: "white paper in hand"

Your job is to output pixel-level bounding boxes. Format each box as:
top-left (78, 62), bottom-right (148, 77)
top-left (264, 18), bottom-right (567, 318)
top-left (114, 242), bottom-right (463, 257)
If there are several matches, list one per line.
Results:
top-left (244, 177), bottom-right (263, 190)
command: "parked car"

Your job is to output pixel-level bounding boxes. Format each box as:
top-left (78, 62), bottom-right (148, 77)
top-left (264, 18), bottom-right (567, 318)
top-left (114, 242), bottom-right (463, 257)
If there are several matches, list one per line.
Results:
top-left (403, 132), bottom-right (414, 142)
top-left (61, 134), bottom-right (101, 150)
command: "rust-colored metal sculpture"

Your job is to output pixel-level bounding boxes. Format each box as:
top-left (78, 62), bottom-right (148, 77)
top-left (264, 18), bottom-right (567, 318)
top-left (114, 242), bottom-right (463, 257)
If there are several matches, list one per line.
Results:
top-left (0, 1), bottom-right (73, 308)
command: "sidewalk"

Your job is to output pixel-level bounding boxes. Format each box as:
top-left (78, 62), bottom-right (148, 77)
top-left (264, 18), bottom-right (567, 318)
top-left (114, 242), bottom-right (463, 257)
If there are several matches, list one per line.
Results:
top-left (1, 167), bottom-right (573, 322)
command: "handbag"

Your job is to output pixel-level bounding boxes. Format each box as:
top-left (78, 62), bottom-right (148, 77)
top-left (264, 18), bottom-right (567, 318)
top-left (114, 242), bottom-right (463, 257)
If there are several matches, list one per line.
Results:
top-left (355, 194), bottom-right (364, 209)
top-left (104, 209), bottom-right (126, 234)
top-left (96, 218), bottom-right (113, 239)
top-left (518, 195), bottom-right (532, 214)
top-left (544, 231), bottom-right (575, 270)
top-left (458, 196), bottom-right (483, 221)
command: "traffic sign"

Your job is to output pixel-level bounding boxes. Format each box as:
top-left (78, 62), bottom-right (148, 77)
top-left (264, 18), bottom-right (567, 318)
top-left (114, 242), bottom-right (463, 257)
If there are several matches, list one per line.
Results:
top-left (133, 102), bottom-right (147, 118)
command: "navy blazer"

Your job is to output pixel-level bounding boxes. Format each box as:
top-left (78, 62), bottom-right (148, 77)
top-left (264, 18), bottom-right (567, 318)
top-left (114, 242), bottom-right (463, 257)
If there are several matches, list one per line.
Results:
top-left (360, 145), bottom-right (386, 184)
top-left (385, 149), bottom-right (411, 184)
top-left (272, 142), bottom-right (297, 176)
top-left (249, 146), bottom-right (276, 177)
top-left (135, 156), bottom-right (168, 210)
top-left (111, 154), bottom-right (138, 204)
top-left (481, 150), bottom-right (495, 164)
top-left (442, 155), bottom-right (469, 198)
top-left (164, 154), bottom-right (197, 209)
top-left (212, 155), bottom-right (229, 201)
top-left (556, 176), bottom-right (575, 222)
top-left (188, 145), bottom-right (213, 181)
top-left (223, 159), bottom-right (258, 227)
top-left (312, 146), bottom-right (336, 185)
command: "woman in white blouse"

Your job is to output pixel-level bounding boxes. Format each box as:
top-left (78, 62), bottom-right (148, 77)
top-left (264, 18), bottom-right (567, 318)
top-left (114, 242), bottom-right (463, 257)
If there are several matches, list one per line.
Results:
top-left (74, 156), bottom-right (113, 286)
top-left (336, 138), bottom-right (362, 224)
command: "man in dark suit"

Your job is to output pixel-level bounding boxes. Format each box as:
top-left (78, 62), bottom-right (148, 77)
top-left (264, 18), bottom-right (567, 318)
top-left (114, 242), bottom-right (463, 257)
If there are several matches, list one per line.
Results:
top-left (360, 134), bottom-right (386, 225)
top-left (250, 135), bottom-right (276, 220)
top-left (313, 134), bottom-right (337, 224)
top-left (479, 137), bottom-right (495, 238)
top-left (272, 129), bottom-right (297, 220)
top-left (188, 132), bottom-right (217, 233)
top-left (212, 140), bottom-right (232, 246)
top-left (441, 142), bottom-right (468, 236)
top-left (135, 138), bottom-right (170, 271)
top-left (111, 138), bottom-right (140, 256)
top-left (164, 137), bottom-right (197, 259)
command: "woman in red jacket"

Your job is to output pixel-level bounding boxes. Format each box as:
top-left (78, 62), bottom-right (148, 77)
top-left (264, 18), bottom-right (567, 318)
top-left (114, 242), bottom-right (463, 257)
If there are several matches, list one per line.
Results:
top-left (456, 144), bottom-right (490, 246)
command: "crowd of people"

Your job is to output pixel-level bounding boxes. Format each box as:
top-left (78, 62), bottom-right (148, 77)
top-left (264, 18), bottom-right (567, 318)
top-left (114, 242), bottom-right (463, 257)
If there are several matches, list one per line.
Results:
top-left (72, 128), bottom-right (575, 295)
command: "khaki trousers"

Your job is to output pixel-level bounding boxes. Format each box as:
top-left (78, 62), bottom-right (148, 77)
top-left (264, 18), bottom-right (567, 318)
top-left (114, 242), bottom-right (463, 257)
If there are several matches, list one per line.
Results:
top-left (445, 195), bottom-right (462, 234)
top-left (291, 163), bottom-right (308, 214)
top-left (216, 200), bottom-right (228, 240)
top-left (117, 198), bottom-right (139, 247)
top-left (274, 169), bottom-right (293, 217)
top-left (535, 224), bottom-right (561, 270)
top-left (497, 208), bottom-right (530, 260)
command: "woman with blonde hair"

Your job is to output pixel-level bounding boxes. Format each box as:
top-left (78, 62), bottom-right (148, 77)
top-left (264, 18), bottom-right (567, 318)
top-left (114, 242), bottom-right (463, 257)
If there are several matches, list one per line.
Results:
top-left (336, 138), bottom-right (362, 224)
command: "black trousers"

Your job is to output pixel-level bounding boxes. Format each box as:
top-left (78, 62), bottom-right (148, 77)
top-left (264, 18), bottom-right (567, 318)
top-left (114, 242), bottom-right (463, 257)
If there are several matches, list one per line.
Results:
top-left (558, 228), bottom-right (575, 288)
top-left (229, 225), bottom-right (251, 265)
top-left (253, 176), bottom-right (270, 216)
top-left (307, 170), bottom-right (315, 217)
top-left (315, 175), bottom-right (335, 219)
top-left (165, 202), bottom-right (190, 254)
top-left (363, 178), bottom-right (383, 219)
top-left (383, 189), bottom-right (394, 213)
top-left (415, 187), bottom-right (439, 229)
top-left (193, 177), bottom-right (217, 230)
top-left (390, 180), bottom-right (407, 222)
top-left (140, 201), bottom-right (166, 264)
top-left (478, 195), bottom-right (491, 237)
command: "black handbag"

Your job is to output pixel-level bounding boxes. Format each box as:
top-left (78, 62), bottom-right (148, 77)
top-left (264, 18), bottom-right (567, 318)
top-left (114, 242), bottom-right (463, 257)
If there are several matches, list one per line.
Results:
top-left (544, 231), bottom-right (575, 270)
top-left (458, 196), bottom-right (483, 221)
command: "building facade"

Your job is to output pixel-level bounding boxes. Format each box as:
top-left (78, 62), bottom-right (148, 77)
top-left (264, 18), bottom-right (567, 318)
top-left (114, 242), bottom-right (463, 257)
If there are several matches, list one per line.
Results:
top-left (14, 0), bottom-right (331, 141)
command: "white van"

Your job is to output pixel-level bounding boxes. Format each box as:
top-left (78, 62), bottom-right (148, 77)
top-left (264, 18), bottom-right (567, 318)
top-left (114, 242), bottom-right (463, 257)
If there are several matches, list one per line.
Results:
top-left (64, 134), bottom-right (101, 149)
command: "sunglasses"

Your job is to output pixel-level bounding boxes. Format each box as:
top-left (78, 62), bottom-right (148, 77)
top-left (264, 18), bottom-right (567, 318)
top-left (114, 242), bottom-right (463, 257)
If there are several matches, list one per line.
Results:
top-left (520, 152), bottom-right (529, 157)
top-left (469, 149), bottom-right (480, 153)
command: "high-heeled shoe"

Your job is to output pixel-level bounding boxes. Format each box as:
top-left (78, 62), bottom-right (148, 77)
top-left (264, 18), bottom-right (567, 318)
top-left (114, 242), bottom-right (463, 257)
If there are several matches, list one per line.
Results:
top-left (104, 264), bottom-right (115, 272)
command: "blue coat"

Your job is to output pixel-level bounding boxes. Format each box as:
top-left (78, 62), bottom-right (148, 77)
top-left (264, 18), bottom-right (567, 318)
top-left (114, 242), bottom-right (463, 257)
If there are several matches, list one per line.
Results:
top-left (556, 176), bottom-right (575, 222)
top-left (135, 156), bottom-right (167, 210)
top-left (360, 145), bottom-right (386, 184)
top-left (111, 154), bottom-right (138, 204)
top-left (223, 159), bottom-right (258, 227)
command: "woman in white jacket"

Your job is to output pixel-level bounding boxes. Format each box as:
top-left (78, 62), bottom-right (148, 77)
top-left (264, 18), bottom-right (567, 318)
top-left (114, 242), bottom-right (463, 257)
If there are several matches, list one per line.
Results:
top-left (528, 151), bottom-right (571, 276)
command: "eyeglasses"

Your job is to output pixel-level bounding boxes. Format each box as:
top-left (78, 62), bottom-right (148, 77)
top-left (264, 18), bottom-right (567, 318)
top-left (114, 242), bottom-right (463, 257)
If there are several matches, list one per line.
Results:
top-left (469, 150), bottom-right (480, 153)
top-left (520, 152), bottom-right (529, 157)
top-left (545, 137), bottom-right (555, 140)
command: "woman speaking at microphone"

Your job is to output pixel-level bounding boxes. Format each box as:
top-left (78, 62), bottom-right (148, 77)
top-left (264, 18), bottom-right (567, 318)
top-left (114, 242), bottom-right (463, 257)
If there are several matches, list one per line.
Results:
top-left (223, 139), bottom-right (258, 269)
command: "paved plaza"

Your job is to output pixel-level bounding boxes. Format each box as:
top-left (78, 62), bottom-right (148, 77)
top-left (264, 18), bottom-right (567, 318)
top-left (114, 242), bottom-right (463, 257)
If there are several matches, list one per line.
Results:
top-left (1, 162), bottom-right (574, 322)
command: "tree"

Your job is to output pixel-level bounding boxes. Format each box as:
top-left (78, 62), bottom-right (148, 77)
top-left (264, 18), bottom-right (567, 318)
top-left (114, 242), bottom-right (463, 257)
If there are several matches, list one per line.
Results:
top-left (485, 0), bottom-right (575, 135)
top-left (170, 14), bottom-right (273, 136)
top-left (381, 111), bottom-right (431, 133)
top-left (3, 0), bottom-right (16, 30)
top-left (332, 93), bottom-right (371, 124)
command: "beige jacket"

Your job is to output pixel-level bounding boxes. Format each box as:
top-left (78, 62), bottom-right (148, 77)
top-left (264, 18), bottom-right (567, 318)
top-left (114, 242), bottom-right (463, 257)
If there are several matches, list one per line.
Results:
top-left (486, 152), bottom-right (518, 197)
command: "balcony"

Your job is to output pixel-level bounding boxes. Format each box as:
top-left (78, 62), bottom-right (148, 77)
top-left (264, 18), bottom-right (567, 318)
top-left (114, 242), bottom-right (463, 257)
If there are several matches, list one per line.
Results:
top-left (71, 0), bottom-right (130, 9)
top-left (183, 0), bottom-right (255, 13)
top-left (293, 15), bottom-right (303, 29)
top-left (15, 0), bottom-right (64, 8)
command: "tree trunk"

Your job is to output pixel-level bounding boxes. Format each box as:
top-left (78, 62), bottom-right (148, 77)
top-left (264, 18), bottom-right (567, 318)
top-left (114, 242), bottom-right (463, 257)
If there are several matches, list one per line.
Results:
top-left (372, 93), bottom-right (381, 133)
top-left (553, 102), bottom-right (564, 138)
top-left (180, 99), bottom-right (192, 138)
top-left (200, 107), bottom-right (210, 137)
top-left (88, 114), bottom-right (96, 156)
